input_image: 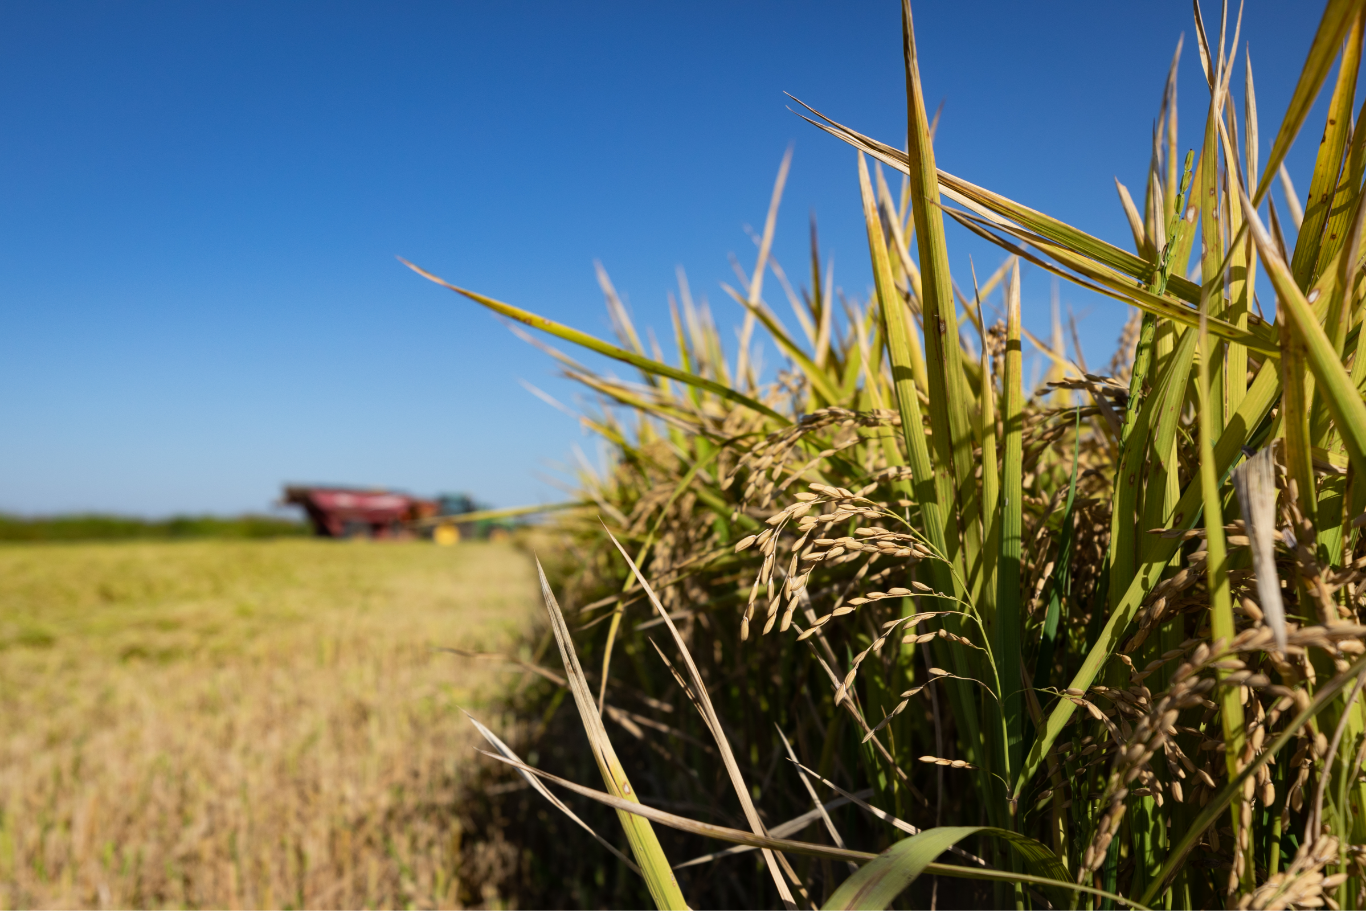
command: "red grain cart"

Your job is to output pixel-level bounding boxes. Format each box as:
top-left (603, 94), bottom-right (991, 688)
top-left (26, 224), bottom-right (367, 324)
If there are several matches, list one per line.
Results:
top-left (282, 486), bottom-right (439, 539)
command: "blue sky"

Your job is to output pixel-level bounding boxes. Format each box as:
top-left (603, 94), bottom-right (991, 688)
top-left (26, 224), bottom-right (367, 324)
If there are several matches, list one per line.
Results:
top-left (0, 1), bottom-right (1334, 516)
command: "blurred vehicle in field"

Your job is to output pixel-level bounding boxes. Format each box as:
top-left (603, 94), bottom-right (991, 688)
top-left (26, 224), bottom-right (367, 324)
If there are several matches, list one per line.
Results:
top-left (282, 486), bottom-right (439, 539)
top-left (283, 486), bottom-right (574, 542)
top-left (427, 493), bottom-right (518, 544)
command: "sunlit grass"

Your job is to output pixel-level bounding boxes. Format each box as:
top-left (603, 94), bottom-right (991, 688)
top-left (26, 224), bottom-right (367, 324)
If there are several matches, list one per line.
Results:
top-left (0, 539), bottom-right (538, 909)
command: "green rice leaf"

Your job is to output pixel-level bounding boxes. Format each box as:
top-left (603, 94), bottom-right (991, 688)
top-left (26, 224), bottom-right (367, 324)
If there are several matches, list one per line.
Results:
top-left (821, 826), bottom-right (1074, 911)
top-left (995, 260), bottom-right (1025, 779)
top-left (943, 206), bottom-right (1278, 357)
top-left (401, 258), bottom-right (789, 423)
top-left (1240, 181), bottom-right (1366, 480)
top-left (531, 560), bottom-right (688, 910)
top-left (604, 529), bottom-right (797, 907)
top-left (787, 98), bottom-right (1205, 305)
top-left (1196, 257), bottom-right (1251, 889)
top-left (719, 282), bottom-right (843, 406)
top-left (1253, 0), bottom-right (1365, 205)
top-left (859, 152), bottom-right (940, 558)
top-left (1290, 7), bottom-right (1363, 290)
top-left (899, 0), bottom-right (978, 594)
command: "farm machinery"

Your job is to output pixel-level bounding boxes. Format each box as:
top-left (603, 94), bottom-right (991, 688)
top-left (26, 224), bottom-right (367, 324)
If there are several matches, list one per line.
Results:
top-left (282, 486), bottom-right (581, 543)
top-left (282, 486), bottom-right (481, 542)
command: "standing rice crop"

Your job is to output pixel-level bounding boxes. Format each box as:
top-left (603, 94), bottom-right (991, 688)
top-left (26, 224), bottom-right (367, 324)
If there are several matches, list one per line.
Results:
top-left (415, 1), bottom-right (1366, 906)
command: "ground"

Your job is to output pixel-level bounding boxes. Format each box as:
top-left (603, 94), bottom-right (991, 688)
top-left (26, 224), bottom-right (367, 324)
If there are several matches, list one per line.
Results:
top-left (0, 538), bottom-right (540, 909)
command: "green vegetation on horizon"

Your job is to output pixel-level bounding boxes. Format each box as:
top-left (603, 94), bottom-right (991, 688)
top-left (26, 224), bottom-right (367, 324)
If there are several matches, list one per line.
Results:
top-left (0, 511), bottom-right (307, 542)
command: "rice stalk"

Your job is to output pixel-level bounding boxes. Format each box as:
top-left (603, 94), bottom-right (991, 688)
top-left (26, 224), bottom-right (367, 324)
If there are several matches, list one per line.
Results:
top-left (415, 1), bottom-right (1366, 906)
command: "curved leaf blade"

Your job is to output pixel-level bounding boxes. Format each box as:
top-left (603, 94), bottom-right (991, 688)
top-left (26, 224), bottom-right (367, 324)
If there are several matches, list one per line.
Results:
top-left (401, 257), bottom-right (789, 423)
top-left (1253, 0), bottom-right (1364, 204)
top-left (822, 826), bottom-right (1075, 911)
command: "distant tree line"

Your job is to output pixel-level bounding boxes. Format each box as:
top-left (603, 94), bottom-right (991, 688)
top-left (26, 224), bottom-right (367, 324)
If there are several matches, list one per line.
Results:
top-left (0, 513), bottom-right (308, 542)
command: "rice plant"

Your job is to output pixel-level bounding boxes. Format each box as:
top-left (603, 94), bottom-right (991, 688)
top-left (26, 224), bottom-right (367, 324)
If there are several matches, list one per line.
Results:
top-left (414, 0), bottom-right (1366, 906)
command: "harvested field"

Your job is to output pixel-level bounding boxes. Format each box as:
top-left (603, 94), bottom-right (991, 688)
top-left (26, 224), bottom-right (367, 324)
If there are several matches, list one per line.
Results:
top-left (0, 539), bottom-right (539, 909)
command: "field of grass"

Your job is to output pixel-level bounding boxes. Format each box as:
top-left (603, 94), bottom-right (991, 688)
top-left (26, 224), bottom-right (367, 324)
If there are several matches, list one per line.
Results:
top-left (0, 538), bottom-right (540, 909)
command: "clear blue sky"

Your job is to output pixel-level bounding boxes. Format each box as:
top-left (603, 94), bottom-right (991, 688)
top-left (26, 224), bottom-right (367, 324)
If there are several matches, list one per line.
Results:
top-left (0, 1), bottom-right (1332, 516)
